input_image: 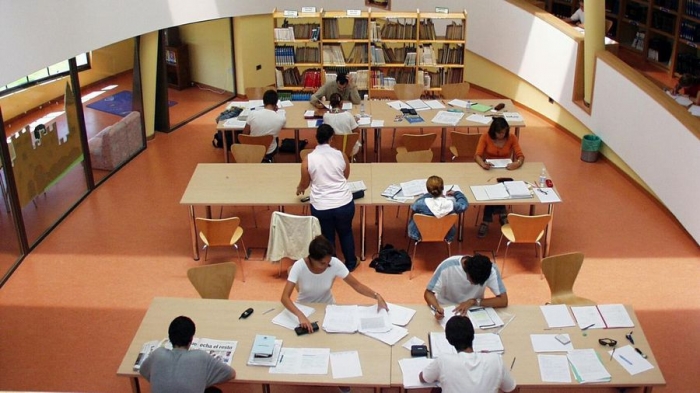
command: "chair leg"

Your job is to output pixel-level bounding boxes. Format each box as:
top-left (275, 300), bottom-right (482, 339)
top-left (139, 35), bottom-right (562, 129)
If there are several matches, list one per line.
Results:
top-left (496, 234), bottom-right (504, 255)
top-left (445, 241), bottom-right (452, 257)
top-left (409, 241), bottom-right (419, 280)
top-left (203, 245), bottom-right (209, 261)
top-left (234, 244), bottom-right (245, 282)
top-left (474, 205), bottom-right (482, 226)
top-left (251, 207), bottom-right (258, 228)
top-left (502, 243), bottom-right (510, 276)
top-left (390, 129), bottom-right (397, 149)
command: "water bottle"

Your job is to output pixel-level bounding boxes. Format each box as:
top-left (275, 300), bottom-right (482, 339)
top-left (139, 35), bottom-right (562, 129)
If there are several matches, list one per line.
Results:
top-left (360, 94), bottom-right (368, 117)
top-left (539, 167), bottom-right (547, 188)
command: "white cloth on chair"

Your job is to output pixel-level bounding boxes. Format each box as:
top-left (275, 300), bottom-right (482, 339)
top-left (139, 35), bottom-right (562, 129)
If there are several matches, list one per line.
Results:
top-left (266, 212), bottom-right (322, 262)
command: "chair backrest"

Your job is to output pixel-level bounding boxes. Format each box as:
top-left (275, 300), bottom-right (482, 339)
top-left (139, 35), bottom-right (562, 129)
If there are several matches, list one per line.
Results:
top-left (401, 133), bottom-right (437, 152)
top-left (449, 131), bottom-right (480, 160)
top-left (440, 82), bottom-right (471, 99)
top-left (541, 252), bottom-right (596, 305)
top-left (245, 87), bottom-right (275, 100)
top-left (300, 148), bottom-right (314, 161)
top-left (231, 143), bottom-right (266, 163)
top-left (266, 211), bottom-right (322, 262)
top-left (238, 134), bottom-right (274, 149)
top-left (507, 214), bottom-right (552, 243)
top-left (396, 150), bottom-right (433, 163)
top-left (330, 133), bottom-right (359, 158)
top-left (413, 214), bottom-right (459, 242)
top-left (187, 262), bottom-right (237, 299)
top-left (195, 217), bottom-right (242, 247)
top-left (393, 83), bottom-right (425, 100)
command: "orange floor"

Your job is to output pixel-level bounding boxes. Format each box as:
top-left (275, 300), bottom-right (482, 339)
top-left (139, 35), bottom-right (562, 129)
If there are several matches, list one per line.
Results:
top-left (0, 83), bottom-right (698, 392)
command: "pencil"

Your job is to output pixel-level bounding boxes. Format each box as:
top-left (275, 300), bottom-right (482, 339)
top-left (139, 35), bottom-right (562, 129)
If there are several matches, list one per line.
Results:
top-left (510, 357), bottom-right (516, 370)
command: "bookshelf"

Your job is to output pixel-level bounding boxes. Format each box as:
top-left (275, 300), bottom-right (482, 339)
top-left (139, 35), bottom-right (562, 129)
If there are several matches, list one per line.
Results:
top-left (165, 45), bottom-right (191, 90)
top-left (272, 8), bottom-right (467, 100)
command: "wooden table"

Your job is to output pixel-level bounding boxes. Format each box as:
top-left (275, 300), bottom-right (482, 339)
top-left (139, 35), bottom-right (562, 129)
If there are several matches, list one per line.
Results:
top-left (117, 298), bottom-right (391, 393)
top-left (390, 304), bottom-right (665, 392)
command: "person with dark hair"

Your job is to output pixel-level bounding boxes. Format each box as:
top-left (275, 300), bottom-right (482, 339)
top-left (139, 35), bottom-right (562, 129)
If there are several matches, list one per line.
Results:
top-left (139, 316), bottom-right (235, 393)
top-left (474, 117), bottom-right (525, 238)
top-left (281, 235), bottom-right (388, 333)
top-left (419, 316), bottom-right (516, 393)
top-left (310, 72), bottom-right (361, 108)
top-left (323, 93), bottom-right (362, 157)
top-left (563, 0), bottom-right (585, 27)
top-left (243, 89), bottom-right (286, 162)
top-left (297, 124), bottom-right (358, 271)
top-left (672, 73), bottom-right (700, 105)
top-left (408, 175), bottom-right (468, 242)
top-left (424, 254), bottom-right (508, 320)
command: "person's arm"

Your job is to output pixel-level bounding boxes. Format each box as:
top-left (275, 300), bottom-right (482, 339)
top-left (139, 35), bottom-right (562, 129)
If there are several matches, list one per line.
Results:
top-left (506, 135), bottom-right (524, 170)
top-left (281, 280), bottom-right (314, 332)
top-left (692, 89), bottom-right (700, 105)
top-left (342, 153), bottom-right (350, 179)
top-left (423, 289), bottom-right (445, 320)
top-left (242, 123), bottom-right (251, 135)
top-left (474, 134), bottom-right (493, 169)
top-left (296, 158), bottom-right (311, 195)
top-left (348, 85), bottom-right (361, 104)
top-left (450, 191), bottom-right (469, 213)
top-left (310, 83), bottom-right (328, 108)
top-left (343, 274), bottom-right (388, 311)
top-left (419, 357), bottom-right (439, 383)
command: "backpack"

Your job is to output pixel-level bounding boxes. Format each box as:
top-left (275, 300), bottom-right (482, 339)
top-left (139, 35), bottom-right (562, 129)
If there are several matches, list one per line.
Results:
top-left (212, 132), bottom-right (234, 149)
top-left (369, 244), bottom-right (412, 274)
top-left (279, 138), bottom-right (309, 153)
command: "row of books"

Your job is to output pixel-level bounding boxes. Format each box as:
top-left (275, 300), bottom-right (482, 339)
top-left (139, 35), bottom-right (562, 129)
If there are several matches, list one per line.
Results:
top-left (419, 19), bottom-right (437, 40)
top-left (444, 21), bottom-right (465, 40)
top-left (423, 68), bottom-right (465, 87)
top-left (287, 22), bottom-right (321, 40)
top-left (275, 46), bottom-right (321, 65)
top-left (322, 44), bottom-right (346, 65)
top-left (437, 44), bottom-right (465, 65)
top-left (323, 19), bottom-right (340, 39)
top-left (686, 0), bottom-right (700, 19)
top-left (347, 43), bottom-right (369, 64)
top-left (380, 20), bottom-right (417, 40)
top-left (370, 71), bottom-right (397, 89)
top-left (680, 20), bottom-right (700, 42)
top-left (352, 18), bottom-right (369, 39)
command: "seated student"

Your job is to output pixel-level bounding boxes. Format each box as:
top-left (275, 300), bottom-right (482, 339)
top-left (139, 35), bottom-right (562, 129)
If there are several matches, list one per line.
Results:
top-left (310, 72), bottom-right (361, 109)
top-left (139, 316), bottom-right (235, 393)
top-left (408, 175), bottom-right (468, 242)
top-left (424, 254), bottom-right (508, 320)
top-left (563, 0), bottom-right (585, 27)
top-left (419, 316), bottom-right (516, 393)
top-left (672, 73), bottom-right (700, 105)
top-left (323, 93), bottom-right (362, 157)
top-left (243, 89), bottom-right (286, 162)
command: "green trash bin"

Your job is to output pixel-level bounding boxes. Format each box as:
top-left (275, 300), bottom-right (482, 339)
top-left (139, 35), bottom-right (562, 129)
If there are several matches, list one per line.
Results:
top-left (581, 134), bottom-right (601, 163)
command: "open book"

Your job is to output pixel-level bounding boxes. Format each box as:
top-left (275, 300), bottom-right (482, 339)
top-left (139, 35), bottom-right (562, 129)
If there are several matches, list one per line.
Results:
top-left (322, 304), bottom-right (392, 334)
top-left (467, 307), bottom-right (505, 329)
top-left (571, 304), bottom-right (634, 329)
top-left (470, 181), bottom-right (532, 201)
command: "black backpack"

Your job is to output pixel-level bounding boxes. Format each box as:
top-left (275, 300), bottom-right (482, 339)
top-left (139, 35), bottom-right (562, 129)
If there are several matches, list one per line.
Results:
top-left (369, 244), bottom-right (412, 274)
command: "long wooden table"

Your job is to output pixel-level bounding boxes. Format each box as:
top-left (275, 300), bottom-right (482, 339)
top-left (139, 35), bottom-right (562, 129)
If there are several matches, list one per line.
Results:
top-left (217, 99), bottom-right (525, 163)
top-left (118, 299), bottom-right (665, 393)
top-left (180, 162), bottom-right (559, 261)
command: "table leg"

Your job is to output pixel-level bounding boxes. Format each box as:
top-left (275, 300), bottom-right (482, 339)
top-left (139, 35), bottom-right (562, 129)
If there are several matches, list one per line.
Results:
top-left (544, 204), bottom-right (554, 257)
top-left (441, 127), bottom-right (447, 162)
top-left (361, 128), bottom-right (367, 163)
top-left (189, 206), bottom-right (200, 261)
top-left (220, 130), bottom-right (230, 163)
top-left (130, 376), bottom-right (141, 393)
top-left (458, 211), bottom-right (464, 242)
top-left (375, 128), bottom-right (382, 162)
top-left (377, 206), bottom-right (384, 251)
top-left (294, 129), bottom-right (301, 162)
top-left (515, 126), bottom-right (520, 138)
top-left (262, 383), bottom-right (271, 393)
top-left (206, 206), bottom-right (212, 219)
top-left (361, 205), bottom-right (366, 261)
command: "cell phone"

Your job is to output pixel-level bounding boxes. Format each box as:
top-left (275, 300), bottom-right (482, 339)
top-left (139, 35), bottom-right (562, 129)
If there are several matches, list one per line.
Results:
top-left (294, 321), bottom-right (319, 335)
top-left (497, 177), bottom-right (513, 183)
top-left (494, 103), bottom-right (506, 111)
top-left (239, 308), bottom-right (254, 319)
top-left (300, 196), bottom-right (310, 202)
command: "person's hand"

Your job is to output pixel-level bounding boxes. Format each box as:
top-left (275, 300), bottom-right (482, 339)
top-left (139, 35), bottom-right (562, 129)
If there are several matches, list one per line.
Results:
top-left (298, 315), bottom-right (314, 333)
top-left (432, 306), bottom-right (445, 320)
top-left (506, 161), bottom-right (521, 170)
top-left (296, 186), bottom-right (305, 196)
top-left (446, 190), bottom-right (455, 197)
top-left (376, 295), bottom-right (389, 312)
top-left (481, 161), bottom-right (493, 170)
top-left (347, 74), bottom-right (355, 88)
top-left (455, 299), bottom-right (476, 315)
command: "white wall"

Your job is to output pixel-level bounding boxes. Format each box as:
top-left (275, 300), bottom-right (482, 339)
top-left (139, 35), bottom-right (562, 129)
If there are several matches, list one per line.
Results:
top-left (1, 0), bottom-right (697, 243)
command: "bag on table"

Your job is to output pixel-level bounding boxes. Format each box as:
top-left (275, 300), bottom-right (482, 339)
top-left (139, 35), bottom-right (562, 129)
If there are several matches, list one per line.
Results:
top-left (369, 244), bottom-right (412, 274)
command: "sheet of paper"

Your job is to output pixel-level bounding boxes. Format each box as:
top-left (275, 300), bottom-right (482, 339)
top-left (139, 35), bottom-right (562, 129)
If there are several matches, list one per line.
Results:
top-left (436, 306), bottom-right (457, 329)
top-left (610, 345), bottom-right (654, 375)
top-left (330, 350), bottom-right (362, 379)
top-left (271, 304), bottom-right (315, 330)
top-left (485, 158), bottom-right (512, 168)
top-left (667, 91), bottom-right (692, 106)
top-left (323, 305), bottom-right (358, 333)
top-left (371, 119), bottom-right (385, 127)
top-left (483, 183), bottom-right (510, 200)
top-left (540, 304), bottom-right (575, 328)
top-left (571, 306), bottom-right (606, 329)
top-left (503, 181), bottom-right (531, 198)
top-left (342, 102), bottom-right (353, 110)
top-left (567, 349), bottom-right (611, 383)
top-left (303, 110), bottom-right (315, 118)
top-left (469, 185), bottom-right (490, 201)
top-left (248, 99), bottom-right (264, 108)
top-left (406, 99), bottom-right (430, 111)
top-left (307, 120), bottom-right (319, 127)
top-left (402, 336), bottom-right (425, 351)
top-left (535, 188), bottom-right (562, 203)
top-left (387, 100), bottom-right (411, 110)
top-left (503, 112), bottom-right (524, 122)
top-left (447, 98), bottom-right (469, 108)
top-left (278, 100), bottom-right (294, 108)
top-left (443, 185), bottom-right (463, 195)
top-left (348, 180), bottom-right (367, 192)
top-left (399, 179), bottom-right (428, 197)
top-left (466, 114), bottom-right (492, 125)
top-left (223, 119), bottom-right (246, 128)
top-left (689, 105), bottom-right (700, 116)
top-left (386, 303), bottom-right (417, 326)
top-left (429, 332), bottom-right (456, 358)
top-left (597, 304), bottom-right (634, 328)
top-left (381, 184), bottom-right (401, 198)
top-left (538, 354), bottom-right (572, 383)
top-left (530, 334), bottom-right (574, 352)
top-left (398, 357), bottom-right (437, 389)
top-left (269, 347), bottom-right (330, 375)
top-left (431, 110), bottom-right (464, 126)
top-left (361, 325), bottom-right (408, 346)
top-left (424, 99), bottom-right (446, 109)
top-left (357, 117), bottom-right (371, 126)
top-left (473, 333), bottom-right (504, 353)
top-left (467, 307), bottom-right (504, 329)
top-left (357, 306), bottom-right (391, 333)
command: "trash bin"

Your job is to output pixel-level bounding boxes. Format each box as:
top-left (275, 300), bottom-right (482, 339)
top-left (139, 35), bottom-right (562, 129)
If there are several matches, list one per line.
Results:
top-left (580, 134), bottom-right (601, 163)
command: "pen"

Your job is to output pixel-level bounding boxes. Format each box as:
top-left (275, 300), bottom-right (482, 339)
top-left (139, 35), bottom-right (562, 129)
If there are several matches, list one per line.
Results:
top-left (610, 347), bottom-right (616, 361)
top-left (619, 355), bottom-right (633, 365)
top-left (581, 323), bottom-right (595, 331)
top-left (263, 308), bottom-right (276, 315)
top-left (447, 185), bottom-right (454, 192)
top-left (537, 188), bottom-right (549, 195)
top-left (635, 347), bottom-right (647, 358)
top-left (626, 331), bottom-right (635, 345)
top-left (510, 357), bottom-right (516, 370)
top-left (429, 305), bottom-right (444, 315)
top-left (279, 355), bottom-right (284, 363)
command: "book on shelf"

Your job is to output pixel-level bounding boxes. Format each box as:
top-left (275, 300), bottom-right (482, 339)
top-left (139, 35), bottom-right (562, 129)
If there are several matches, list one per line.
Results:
top-left (274, 27), bottom-right (295, 42)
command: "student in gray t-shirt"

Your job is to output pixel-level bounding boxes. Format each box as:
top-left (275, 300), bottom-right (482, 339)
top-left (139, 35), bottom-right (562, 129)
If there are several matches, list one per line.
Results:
top-left (139, 316), bottom-right (235, 393)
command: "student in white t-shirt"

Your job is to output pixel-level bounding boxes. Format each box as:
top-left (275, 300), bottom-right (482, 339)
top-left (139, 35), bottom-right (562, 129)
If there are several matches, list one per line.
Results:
top-left (419, 316), bottom-right (516, 393)
top-left (424, 254), bottom-right (508, 320)
top-left (323, 93), bottom-right (362, 157)
top-left (242, 89), bottom-right (286, 162)
top-left (563, 0), bottom-right (585, 27)
top-left (281, 235), bottom-right (389, 333)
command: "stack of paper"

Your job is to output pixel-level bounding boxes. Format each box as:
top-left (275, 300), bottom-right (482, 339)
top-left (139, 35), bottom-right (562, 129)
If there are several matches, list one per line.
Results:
top-left (406, 99), bottom-right (430, 111)
top-left (399, 179), bottom-right (428, 197)
top-left (348, 181), bottom-right (367, 193)
top-left (424, 100), bottom-right (445, 109)
top-left (538, 354), bottom-right (572, 383)
top-left (330, 350), bottom-right (363, 379)
top-left (540, 304), bottom-right (576, 328)
top-left (503, 181), bottom-right (531, 198)
top-left (398, 357), bottom-right (437, 389)
top-left (567, 349), bottom-right (611, 383)
top-left (466, 113), bottom-right (492, 125)
top-left (485, 158), bottom-right (512, 168)
top-left (467, 307), bottom-right (505, 329)
top-left (503, 112), bottom-right (524, 122)
top-left (270, 348), bottom-right (330, 374)
top-left (252, 334), bottom-right (276, 358)
top-left (571, 304), bottom-right (634, 329)
top-left (431, 110), bottom-right (464, 126)
top-left (447, 99), bottom-right (469, 108)
top-left (247, 339), bottom-right (283, 366)
top-left (322, 305), bottom-right (392, 334)
top-left (271, 303), bottom-right (315, 330)
top-left (361, 325), bottom-right (408, 346)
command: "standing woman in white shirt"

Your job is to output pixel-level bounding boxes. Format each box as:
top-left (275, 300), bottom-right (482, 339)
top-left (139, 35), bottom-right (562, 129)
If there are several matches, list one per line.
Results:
top-left (323, 93), bottom-right (362, 158)
top-left (297, 124), bottom-right (358, 271)
top-left (281, 236), bottom-right (388, 333)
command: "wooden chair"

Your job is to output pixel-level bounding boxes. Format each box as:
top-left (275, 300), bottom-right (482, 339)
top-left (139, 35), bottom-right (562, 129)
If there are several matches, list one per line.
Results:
top-left (245, 86), bottom-right (275, 100)
top-left (187, 262), bottom-right (237, 299)
top-left (407, 213), bottom-right (458, 279)
top-left (449, 131), bottom-right (480, 161)
top-left (238, 134), bottom-right (274, 160)
top-left (330, 133), bottom-right (360, 160)
top-left (195, 217), bottom-right (247, 282)
top-left (396, 133), bottom-right (437, 154)
top-left (395, 150), bottom-right (433, 163)
top-left (541, 252), bottom-right (596, 305)
top-left (231, 143), bottom-right (266, 163)
top-left (496, 213), bottom-right (552, 276)
top-left (440, 82), bottom-right (471, 99)
top-left (391, 83), bottom-right (426, 148)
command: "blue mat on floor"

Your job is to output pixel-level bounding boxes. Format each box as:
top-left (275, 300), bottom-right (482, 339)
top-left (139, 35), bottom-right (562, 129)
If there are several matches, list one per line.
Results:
top-left (86, 91), bottom-right (176, 117)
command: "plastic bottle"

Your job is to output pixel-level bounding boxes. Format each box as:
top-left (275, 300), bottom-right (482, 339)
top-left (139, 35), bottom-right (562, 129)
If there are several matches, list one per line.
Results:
top-left (360, 94), bottom-right (368, 117)
top-left (539, 166), bottom-right (547, 188)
